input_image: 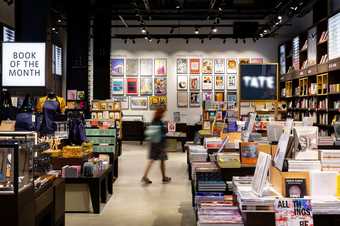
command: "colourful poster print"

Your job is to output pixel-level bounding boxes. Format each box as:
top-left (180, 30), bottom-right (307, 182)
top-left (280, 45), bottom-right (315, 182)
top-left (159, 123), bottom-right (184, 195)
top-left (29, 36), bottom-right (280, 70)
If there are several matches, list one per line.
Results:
top-left (154, 78), bottom-right (167, 95)
top-left (113, 96), bottom-right (129, 110)
top-left (202, 75), bottom-right (213, 90)
top-left (202, 92), bottom-right (214, 101)
top-left (126, 78), bottom-right (138, 95)
top-left (154, 58), bottom-right (167, 76)
top-left (111, 58), bottom-right (124, 75)
top-left (214, 75), bottom-right (225, 90)
top-left (130, 96), bottom-right (148, 110)
top-left (226, 58), bottom-right (238, 74)
top-left (112, 78), bottom-right (124, 95)
top-left (149, 96), bottom-right (167, 110)
top-left (140, 77), bottom-right (153, 95)
top-left (176, 58), bottom-right (188, 74)
top-left (202, 59), bottom-right (213, 74)
top-left (189, 58), bottom-right (200, 74)
top-left (189, 75), bottom-right (200, 90)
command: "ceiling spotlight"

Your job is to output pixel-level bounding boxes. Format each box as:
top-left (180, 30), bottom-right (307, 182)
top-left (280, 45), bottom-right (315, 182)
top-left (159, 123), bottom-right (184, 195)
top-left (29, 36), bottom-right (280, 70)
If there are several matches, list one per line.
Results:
top-left (212, 26), bottom-right (218, 33)
top-left (124, 39), bottom-right (127, 44)
top-left (263, 29), bottom-right (268, 34)
top-left (144, 36), bottom-right (148, 40)
top-left (157, 39), bottom-right (160, 44)
top-left (243, 39), bottom-right (246, 44)
top-left (223, 39), bottom-right (226, 44)
top-left (201, 39), bottom-right (204, 44)
top-left (186, 39), bottom-right (189, 44)
top-left (141, 27), bottom-right (147, 33)
top-left (260, 33), bottom-right (264, 37)
top-left (148, 37), bottom-right (152, 42)
top-left (194, 28), bottom-right (199, 34)
top-left (278, 15), bottom-right (282, 20)
top-left (170, 27), bottom-right (175, 34)
top-left (218, 7), bottom-right (223, 12)
top-left (57, 19), bottom-right (62, 23)
top-left (51, 27), bottom-right (56, 31)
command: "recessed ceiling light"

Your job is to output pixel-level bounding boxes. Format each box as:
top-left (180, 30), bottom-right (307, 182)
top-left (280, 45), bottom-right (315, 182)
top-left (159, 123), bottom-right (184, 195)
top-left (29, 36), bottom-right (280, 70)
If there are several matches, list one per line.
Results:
top-left (278, 15), bottom-right (282, 20)
top-left (194, 28), bottom-right (199, 34)
top-left (57, 19), bottom-right (62, 23)
top-left (52, 27), bottom-right (56, 31)
top-left (144, 36), bottom-right (148, 40)
top-left (212, 26), bottom-right (218, 33)
top-left (141, 27), bottom-right (146, 33)
top-left (264, 29), bottom-right (268, 33)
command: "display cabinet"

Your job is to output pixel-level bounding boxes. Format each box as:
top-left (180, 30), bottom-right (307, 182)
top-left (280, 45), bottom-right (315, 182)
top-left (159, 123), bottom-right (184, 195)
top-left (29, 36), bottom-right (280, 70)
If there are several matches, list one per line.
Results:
top-left (0, 140), bottom-right (34, 193)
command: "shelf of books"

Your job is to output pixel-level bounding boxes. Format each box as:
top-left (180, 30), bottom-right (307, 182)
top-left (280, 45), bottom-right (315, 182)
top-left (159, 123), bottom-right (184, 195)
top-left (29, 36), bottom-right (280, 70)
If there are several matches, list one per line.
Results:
top-left (90, 100), bottom-right (122, 138)
top-left (187, 116), bottom-right (340, 226)
top-left (279, 11), bottom-right (340, 136)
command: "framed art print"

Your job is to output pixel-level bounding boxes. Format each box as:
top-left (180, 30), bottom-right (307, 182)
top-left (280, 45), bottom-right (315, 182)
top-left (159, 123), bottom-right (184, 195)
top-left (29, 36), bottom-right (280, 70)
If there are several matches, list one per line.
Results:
top-left (202, 59), bottom-right (213, 74)
top-left (149, 96), bottom-right (167, 110)
top-left (112, 78), bottom-right (124, 95)
top-left (140, 77), bottom-right (153, 95)
top-left (176, 58), bottom-right (188, 74)
top-left (190, 92), bottom-right (201, 107)
top-left (215, 92), bottom-right (225, 102)
top-left (189, 75), bottom-right (200, 91)
top-left (154, 58), bottom-right (167, 76)
top-left (126, 58), bottom-right (139, 76)
top-left (226, 58), bottom-right (238, 74)
top-left (239, 58), bottom-right (250, 64)
top-left (177, 75), bottom-right (188, 90)
top-left (113, 96), bottom-right (129, 110)
top-left (177, 92), bottom-right (188, 107)
top-left (111, 58), bottom-right (124, 76)
top-left (140, 58), bottom-right (153, 76)
top-left (130, 96), bottom-right (148, 110)
top-left (227, 74), bottom-right (237, 90)
top-left (126, 78), bottom-right (138, 95)
top-left (214, 75), bottom-right (225, 90)
top-left (154, 77), bottom-right (167, 95)
top-left (189, 58), bottom-right (200, 74)
top-left (203, 121), bottom-right (211, 130)
top-left (202, 75), bottom-right (213, 90)
top-left (202, 92), bottom-right (214, 102)
top-left (214, 58), bottom-right (225, 74)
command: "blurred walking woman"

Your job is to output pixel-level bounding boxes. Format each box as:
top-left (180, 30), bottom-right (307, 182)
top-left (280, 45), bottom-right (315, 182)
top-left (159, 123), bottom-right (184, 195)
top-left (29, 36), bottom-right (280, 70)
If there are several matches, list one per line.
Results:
top-left (142, 107), bottom-right (171, 184)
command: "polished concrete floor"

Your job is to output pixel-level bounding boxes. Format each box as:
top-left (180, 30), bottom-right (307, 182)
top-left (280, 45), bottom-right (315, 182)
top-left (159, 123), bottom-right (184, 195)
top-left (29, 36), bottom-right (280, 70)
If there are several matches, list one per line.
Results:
top-left (66, 142), bottom-right (196, 226)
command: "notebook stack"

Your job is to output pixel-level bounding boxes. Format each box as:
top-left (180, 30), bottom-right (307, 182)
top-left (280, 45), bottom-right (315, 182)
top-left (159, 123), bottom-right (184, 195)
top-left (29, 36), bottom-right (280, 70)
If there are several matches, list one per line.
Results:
top-left (196, 172), bottom-right (226, 192)
top-left (318, 136), bottom-right (334, 146)
top-left (189, 145), bottom-right (208, 162)
top-left (197, 200), bottom-right (244, 226)
top-left (288, 160), bottom-right (322, 172)
top-left (320, 149), bottom-right (340, 171)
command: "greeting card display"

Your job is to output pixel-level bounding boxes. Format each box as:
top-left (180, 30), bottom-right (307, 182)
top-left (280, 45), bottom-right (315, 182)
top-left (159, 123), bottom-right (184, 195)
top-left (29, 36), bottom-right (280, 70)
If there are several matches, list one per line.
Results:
top-left (111, 58), bottom-right (124, 75)
top-left (177, 92), bottom-right (188, 107)
top-left (154, 78), bottom-right (167, 95)
top-left (214, 58), bottom-right (225, 74)
top-left (176, 58), bottom-right (188, 74)
top-left (214, 75), bottom-right (225, 90)
top-left (189, 75), bottom-right (200, 90)
top-left (215, 92), bottom-right (225, 102)
top-left (112, 78), bottom-right (124, 95)
top-left (126, 78), bottom-right (138, 95)
top-left (154, 58), bottom-right (167, 76)
top-left (126, 58), bottom-right (139, 76)
top-left (140, 77), bottom-right (153, 95)
top-left (177, 75), bottom-right (188, 90)
top-left (140, 58), bottom-right (153, 76)
top-left (202, 59), bottom-right (213, 74)
top-left (130, 96), bottom-right (148, 110)
top-left (190, 92), bottom-right (201, 107)
top-left (202, 75), bottom-right (213, 90)
top-left (189, 58), bottom-right (200, 74)
top-left (226, 59), bottom-right (238, 74)
top-left (113, 96), bottom-right (129, 110)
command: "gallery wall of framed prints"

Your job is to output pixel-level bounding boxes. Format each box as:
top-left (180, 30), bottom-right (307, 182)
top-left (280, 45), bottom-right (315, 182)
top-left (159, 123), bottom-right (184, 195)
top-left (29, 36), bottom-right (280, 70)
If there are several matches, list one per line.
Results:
top-left (110, 57), bottom-right (168, 110)
top-left (175, 57), bottom-right (263, 111)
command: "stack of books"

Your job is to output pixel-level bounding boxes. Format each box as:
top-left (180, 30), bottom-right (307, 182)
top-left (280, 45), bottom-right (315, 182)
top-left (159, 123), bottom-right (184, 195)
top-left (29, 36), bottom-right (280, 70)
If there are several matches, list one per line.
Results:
top-left (320, 149), bottom-right (340, 171)
top-left (197, 200), bottom-right (244, 226)
top-left (318, 136), bottom-right (334, 146)
top-left (312, 197), bottom-right (340, 215)
top-left (196, 172), bottom-right (226, 192)
top-left (192, 162), bottom-right (219, 181)
top-left (288, 160), bottom-right (322, 172)
top-left (204, 137), bottom-right (223, 149)
top-left (189, 145), bottom-right (208, 162)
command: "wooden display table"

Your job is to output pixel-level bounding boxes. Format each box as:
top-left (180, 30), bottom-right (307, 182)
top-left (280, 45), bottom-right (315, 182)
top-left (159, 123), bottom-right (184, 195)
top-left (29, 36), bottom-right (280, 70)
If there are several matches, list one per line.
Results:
top-left (64, 165), bottom-right (113, 214)
top-left (165, 132), bottom-right (187, 152)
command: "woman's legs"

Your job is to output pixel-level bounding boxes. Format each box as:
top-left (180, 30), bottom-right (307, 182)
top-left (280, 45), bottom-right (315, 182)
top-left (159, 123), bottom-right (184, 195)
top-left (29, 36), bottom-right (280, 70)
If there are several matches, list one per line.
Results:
top-left (161, 160), bottom-right (171, 182)
top-left (143, 160), bottom-right (154, 179)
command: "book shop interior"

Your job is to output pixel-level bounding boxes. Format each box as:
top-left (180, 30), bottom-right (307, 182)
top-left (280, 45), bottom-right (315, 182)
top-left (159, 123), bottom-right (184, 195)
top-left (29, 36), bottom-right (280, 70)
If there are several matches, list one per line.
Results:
top-left (3, 0), bottom-right (340, 226)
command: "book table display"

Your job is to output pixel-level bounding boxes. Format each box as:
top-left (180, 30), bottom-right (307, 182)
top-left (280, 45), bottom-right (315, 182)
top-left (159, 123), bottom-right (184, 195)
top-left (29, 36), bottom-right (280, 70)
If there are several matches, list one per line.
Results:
top-left (188, 125), bottom-right (340, 226)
